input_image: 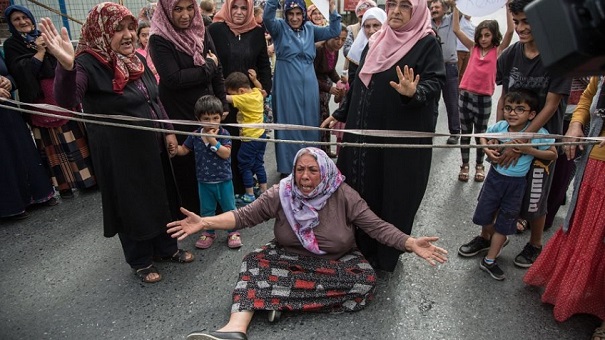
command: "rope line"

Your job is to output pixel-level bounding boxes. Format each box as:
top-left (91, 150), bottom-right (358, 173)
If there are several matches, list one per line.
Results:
top-left (1, 98), bottom-right (602, 149)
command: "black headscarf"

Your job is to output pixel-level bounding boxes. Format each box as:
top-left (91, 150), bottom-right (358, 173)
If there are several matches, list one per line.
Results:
top-left (3, 5), bottom-right (56, 103)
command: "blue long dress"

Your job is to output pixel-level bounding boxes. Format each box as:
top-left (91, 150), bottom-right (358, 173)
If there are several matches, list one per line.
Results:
top-left (263, 0), bottom-right (341, 174)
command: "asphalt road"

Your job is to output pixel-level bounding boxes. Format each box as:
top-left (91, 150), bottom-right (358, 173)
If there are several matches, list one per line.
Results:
top-left (1, 93), bottom-right (599, 340)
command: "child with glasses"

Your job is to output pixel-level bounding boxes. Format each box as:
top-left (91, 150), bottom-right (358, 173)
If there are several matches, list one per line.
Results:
top-left (458, 89), bottom-right (557, 280)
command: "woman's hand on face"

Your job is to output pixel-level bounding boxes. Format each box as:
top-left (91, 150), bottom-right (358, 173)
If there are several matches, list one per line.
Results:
top-left (389, 65), bottom-right (419, 98)
top-left (166, 207), bottom-right (205, 240)
top-left (405, 236), bottom-right (448, 266)
top-left (39, 18), bottom-right (75, 70)
top-left (206, 50), bottom-right (218, 65)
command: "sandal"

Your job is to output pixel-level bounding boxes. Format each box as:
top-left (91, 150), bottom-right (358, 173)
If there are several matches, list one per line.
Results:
top-left (458, 165), bottom-right (470, 182)
top-left (516, 219), bottom-right (529, 234)
top-left (474, 164), bottom-right (486, 182)
top-left (592, 327), bottom-right (605, 340)
top-left (154, 249), bottom-right (195, 263)
top-left (135, 265), bottom-right (162, 283)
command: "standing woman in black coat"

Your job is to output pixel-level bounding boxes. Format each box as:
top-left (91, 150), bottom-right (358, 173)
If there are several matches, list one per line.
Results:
top-left (3, 5), bottom-right (96, 199)
top-left (40, 3), bottom-right (194, 283)
top-left (323, 0), bottom-right (445, 272)
top-left (149, 0), bottom-right (229, 212)
top-left (208, 0), bottom-right (272, 198)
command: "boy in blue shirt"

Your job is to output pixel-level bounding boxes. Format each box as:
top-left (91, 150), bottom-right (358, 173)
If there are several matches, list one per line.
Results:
top-left (458, 89), bottom-right (557, 280)
top-left (174, 95), bottom-right (242, 249)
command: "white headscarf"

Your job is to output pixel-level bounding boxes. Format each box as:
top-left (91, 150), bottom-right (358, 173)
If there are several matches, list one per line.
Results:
top-left (346, 7), bottom-right (386, 66)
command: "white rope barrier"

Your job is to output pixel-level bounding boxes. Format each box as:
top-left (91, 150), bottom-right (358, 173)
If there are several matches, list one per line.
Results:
top-left (1, 98), bottom-right (602, 149)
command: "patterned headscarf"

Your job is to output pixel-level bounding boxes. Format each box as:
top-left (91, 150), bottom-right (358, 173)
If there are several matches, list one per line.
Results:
top-left (76, 3), bottom-right (144, 94)
top-left (151, 0), bottom-right (206, 66)
top-left (355, 0), bottom-right (377, 17)
top-left (4, 5), bottom-right (40, 50)
top-left (213, 0), bottom-right (258, 36)
top-left (358, 0), bottom-right (433, 87)
top-left (283, 0), bottom-right (307, 24)
top-left (279, 147), bottom-right (345, 255)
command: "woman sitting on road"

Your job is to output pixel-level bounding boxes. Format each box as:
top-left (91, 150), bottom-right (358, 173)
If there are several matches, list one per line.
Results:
top-left (167, 147), bottom-right (447, 340)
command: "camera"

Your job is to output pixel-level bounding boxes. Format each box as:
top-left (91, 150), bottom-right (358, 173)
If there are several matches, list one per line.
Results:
top-left (525, 0), bottom-right (605, 76)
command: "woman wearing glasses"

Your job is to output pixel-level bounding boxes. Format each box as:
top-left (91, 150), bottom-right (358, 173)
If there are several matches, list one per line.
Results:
top-left (323, 0), bottom-right (445, 272)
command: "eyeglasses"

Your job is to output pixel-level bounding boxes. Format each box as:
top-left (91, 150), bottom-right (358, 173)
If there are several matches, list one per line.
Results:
top-left (363, 23), bottom-right (382, 29)
top-left (386, 1), bottom-right (413, 11)
top-left (503, 105), bottom-right (531, 114)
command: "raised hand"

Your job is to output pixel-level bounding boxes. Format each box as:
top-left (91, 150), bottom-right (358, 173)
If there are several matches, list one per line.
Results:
top-left (389, 65), bottom-right (419, 98)
top-left (39, 17), bottom-right (74, 70)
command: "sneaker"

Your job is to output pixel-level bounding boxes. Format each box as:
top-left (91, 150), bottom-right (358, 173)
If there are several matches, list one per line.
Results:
top-left (458, 236), bottom-right (490, 257)
top-left (227, 232), bottom-right (242, 249)
top-left (195, 232), bottom-right (216, 249)
top-left (446, 136), bottom-right (459, 144)
top-left (241, 194), bottom-right (256, 204)
top-left (480, 258), bottom-right (505, 280)
top-left (514, 243), bottom-right (542, 268)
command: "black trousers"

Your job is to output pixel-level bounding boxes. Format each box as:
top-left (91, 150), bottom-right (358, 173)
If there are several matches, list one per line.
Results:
top-left (118, 232), bottom-right (178, 270)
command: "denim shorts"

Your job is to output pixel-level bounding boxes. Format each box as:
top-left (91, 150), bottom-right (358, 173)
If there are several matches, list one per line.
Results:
top-left (473, 168), bottom-right (527, 236)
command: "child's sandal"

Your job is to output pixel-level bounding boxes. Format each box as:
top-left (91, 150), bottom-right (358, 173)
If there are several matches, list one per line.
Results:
top-left (458, 165), bottom-right (470, 182)
top-left (474, 164), bottom-right (486, 182)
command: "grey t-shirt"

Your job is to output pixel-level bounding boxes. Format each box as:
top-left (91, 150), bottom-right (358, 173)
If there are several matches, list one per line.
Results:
top-left (432, 13), bottom-right (458, 63)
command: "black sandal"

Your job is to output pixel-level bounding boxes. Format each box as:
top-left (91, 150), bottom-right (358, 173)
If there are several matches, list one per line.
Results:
top-left (155, 249), bottom-right (195, 263)
top-left (516, 219), bottom-right (529, 234)
top-left (135, 265), bottom-right (161, 283)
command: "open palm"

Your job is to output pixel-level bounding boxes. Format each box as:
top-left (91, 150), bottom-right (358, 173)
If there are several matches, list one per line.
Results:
top-left (39, 17), bottom-right (75, 70)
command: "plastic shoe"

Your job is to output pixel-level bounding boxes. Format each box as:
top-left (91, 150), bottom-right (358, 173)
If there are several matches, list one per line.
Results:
top-left (480, 258), bottom-right (505, 280)
top-left (458, 236), bottom-right (490, 257)
top-left (241, 194), bottom-right (256, 204)
top-left (195, 232), bottom-right (216, 249)
top-left (227, 232), bottom-right (242, 249)
top-left (514, 243), bottom-right (542, 268)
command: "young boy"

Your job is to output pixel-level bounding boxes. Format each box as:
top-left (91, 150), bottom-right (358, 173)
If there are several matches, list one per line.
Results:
top-left (174, 95), bottom-right (242, 249)
top-left (225, 70), bottom-right (268, 204)
top-left (459, 90), bottom-right (557, 280)
top-left (493, 0), bottom-right (571, 268)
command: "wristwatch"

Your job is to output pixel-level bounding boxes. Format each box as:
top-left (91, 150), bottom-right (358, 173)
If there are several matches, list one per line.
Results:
top-left (210, 141), bottom-right (221, 153)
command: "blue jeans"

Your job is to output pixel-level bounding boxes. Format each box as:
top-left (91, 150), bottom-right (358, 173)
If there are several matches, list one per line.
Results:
top-left (237, 133), bottom-right (267, 189)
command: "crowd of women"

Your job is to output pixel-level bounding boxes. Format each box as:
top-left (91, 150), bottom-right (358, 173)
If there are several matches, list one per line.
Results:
top-left (1, 0), bottom-right (603, 339)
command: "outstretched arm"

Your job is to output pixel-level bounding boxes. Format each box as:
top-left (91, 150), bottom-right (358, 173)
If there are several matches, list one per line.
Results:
top-left (498, 2), bottom-right (514, 55)
top-left (452, 5), bottom-right (474, 51)
top-left (167, 207), bottom-right (237, 240)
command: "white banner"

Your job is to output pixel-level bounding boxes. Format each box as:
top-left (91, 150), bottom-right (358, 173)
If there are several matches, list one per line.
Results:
top-left (310, 0), bottom-right (330, 22)
top-left (456, 0), bottom-right (507, 17)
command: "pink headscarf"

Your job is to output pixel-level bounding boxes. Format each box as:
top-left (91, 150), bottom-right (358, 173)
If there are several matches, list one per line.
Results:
top-left (76, 3), bottom-right (144, 94)
top-left (213, 0), bottom-right (258, 36)
top-left (358, 0), bottom-right (433, 87)
top-left (150, 0), bottom-right (206, 66)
